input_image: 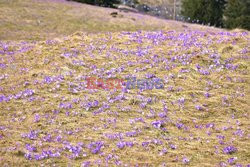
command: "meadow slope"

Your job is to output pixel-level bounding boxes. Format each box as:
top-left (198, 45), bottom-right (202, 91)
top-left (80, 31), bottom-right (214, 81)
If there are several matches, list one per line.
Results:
top-left (0, 0), bottom-right (250, 166)
top-left (0, 0), bottom-right (221, 41)
top-left (0, 29), bottom-right (249, 166)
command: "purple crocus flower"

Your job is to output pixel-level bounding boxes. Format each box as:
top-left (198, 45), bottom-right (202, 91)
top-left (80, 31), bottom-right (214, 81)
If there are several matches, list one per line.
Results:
top-left (34, 154), bottom-right (44, 160)
top-left (59, 102), bottom-right (72, 110)
top-left (126, 141), bottom-right (134, 147)
top-left (196, 64), bottom-right (201, 70)
top-left (24, 153), bottom-right (32, 160)
top-left (43, 134), bottom-right (52, 142)
top-left (167, 86), bottom-right (174, 91)
top-left (22, 130), bottom-right (39, 140)
top-left (205, 122), bottom-right (213, 128)
top-left (145, 73), bottom-right (155, 79)
top-left (219, 162), bottom-right (227, 167)
top-left (151, 120), bottom-right (164, 129)
top-left (44, 76), bottom-right (54, 84)
top-left (182, 157), bottom-right (190, 164)
top-left (199, 69), bottom-right (210, 75)
top-left (134, 117), bottom-right (145, 123)
top-left (204, 92), bottom-right (211, 98)
top-left (159, 148), bottom-right (168, 155)
top-left (178, 97), bottom-right (185, 106)
top-left (42, 150), bottom-right (51, 158)
top-left (176, 123), bottom-right (184, 129)
top-left (82, 161), bottom-right (91, 167)
top-left (195, 105), bottom-right (204, 111)
top-left (0, 63), bottom-right (7, 69)
top-left (152, 139), bottom-right (163, 145)
top-left (22, 89), bottom-right (35, 97)
top-left (88, 141), bottom-right (104, 154)
top-left (219, 140), bottom-right (225, 145)
top-left (158, 112), bottom-right (167, 118)
top-left (117, 141), bottom-right (126, 149)
top-left (55, 135), bottom-right (62, 142)
top-left (92, 100), bottom-right (99, 107)
top-left (142, 141), bottom-right (150, 147)
top-left (51, 152), bottom-right (61, 158)
top-left (0, 95), bottom-right (5, 103)
top-left (105, 154), bottom-right (113, 162)
top-left (228, 157), bottom-right (237, 165)
top-left (25, 144), bottom-right (37, 152)
top-left (223, 146), bottom-right (237, 154)
top-left (52, 110), bottom-right (60, 114)
top-left (217, 135), bottom-right (225, 140)
top-left (140, 102), bottom-right (147, 108)
top-left (65, 143), bottom-right (83, 159)
top-left (126, 131), bottom-right (137, 137)
top-left (169, 144), bottom-right (177, 150)
top-left (34, 114), bottom-right (40, 123)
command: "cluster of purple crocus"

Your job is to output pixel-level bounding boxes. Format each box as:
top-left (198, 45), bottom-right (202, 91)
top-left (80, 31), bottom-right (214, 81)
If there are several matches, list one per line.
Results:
top-left (0, 29), bottom-right (249, 166)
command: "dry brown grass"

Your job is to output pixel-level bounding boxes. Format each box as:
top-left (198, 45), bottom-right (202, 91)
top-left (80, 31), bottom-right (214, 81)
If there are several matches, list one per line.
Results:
top-left (0, 0), bottom-right (223, 41)
top-left (0, 29), bottom-right (249, 166)
top-left (0, 0), bottom-right (249, 166)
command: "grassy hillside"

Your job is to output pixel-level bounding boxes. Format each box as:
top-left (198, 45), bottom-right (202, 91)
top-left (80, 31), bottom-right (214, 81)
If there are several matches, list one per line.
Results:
top-left (0, 0), bottom-right (220, 41)
top-left (0, 0), bottom-right (249, 166)
top-left (0, 30), bottom-right (249, 166)
top-left (0, 0), bottom-right (163, 40)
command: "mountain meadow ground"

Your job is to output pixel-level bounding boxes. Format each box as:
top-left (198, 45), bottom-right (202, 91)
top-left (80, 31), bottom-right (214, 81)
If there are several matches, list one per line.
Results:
top-left (0, 0), bottom-right (249, 166)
